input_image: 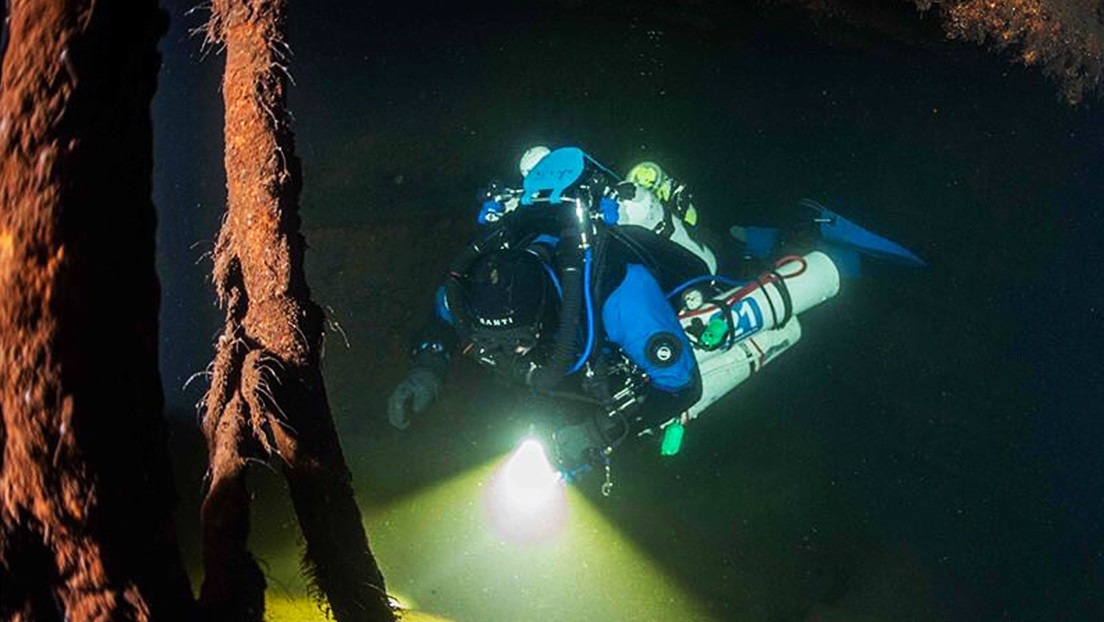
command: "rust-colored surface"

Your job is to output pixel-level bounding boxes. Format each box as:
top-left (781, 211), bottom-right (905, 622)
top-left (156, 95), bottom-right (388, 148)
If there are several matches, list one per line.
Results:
top-left (771, 0), bottom-right (1103, 103)
top-left (0, 1), bottom-right (193, 621)
top-left (198, 1), bottom-right (394, 621)
top-left (933, 0), bottom-right (1103, 104)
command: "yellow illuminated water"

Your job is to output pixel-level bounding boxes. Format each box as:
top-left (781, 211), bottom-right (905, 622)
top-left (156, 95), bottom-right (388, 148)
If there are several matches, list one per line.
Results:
top-left (255, 457), bottom-right (719, 622)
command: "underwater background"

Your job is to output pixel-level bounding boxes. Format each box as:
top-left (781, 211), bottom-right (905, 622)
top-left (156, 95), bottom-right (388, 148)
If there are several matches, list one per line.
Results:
top-left (152, 1), bottom-right (1102, 620)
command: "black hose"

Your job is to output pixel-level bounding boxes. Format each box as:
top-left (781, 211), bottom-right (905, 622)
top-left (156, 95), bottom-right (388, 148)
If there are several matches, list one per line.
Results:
top-left (530, 238), bottom-right (585, 392)
top-left (446, 209), bottom-right (588, 392)
top-left (443, 225), bottom-right (508, 329)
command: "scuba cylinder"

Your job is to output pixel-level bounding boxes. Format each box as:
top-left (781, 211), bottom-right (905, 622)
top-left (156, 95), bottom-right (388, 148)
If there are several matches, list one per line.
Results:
top-left (685, 318), bottom-right (803, 420)
top-left (678, 251), bottom-right (839, 346)
top-left (663, 251), bottom-right (841, 429)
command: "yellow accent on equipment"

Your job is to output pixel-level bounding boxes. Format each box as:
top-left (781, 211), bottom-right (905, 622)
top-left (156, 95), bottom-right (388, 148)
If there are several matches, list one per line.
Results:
top-left (626, 161), bottom-right (666, 191)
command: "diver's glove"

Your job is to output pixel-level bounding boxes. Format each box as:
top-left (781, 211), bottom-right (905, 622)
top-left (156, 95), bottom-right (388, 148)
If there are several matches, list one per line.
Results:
top-left (387, 367), bottom-right (443, 430)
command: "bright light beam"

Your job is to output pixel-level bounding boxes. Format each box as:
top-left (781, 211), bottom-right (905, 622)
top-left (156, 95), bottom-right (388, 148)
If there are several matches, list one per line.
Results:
top-left (247, 444), bottom-right (720, 621)
top-left (483, 438), bottom-right (568, 544)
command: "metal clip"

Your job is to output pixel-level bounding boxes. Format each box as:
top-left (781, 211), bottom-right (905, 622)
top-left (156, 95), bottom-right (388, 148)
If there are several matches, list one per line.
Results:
top-left (600, 450), bottom-right (614, 497)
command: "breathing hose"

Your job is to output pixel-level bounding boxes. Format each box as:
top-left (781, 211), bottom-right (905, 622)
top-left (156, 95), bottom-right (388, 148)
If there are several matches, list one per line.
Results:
top-left (446, 190), bottom-right (601, 393)
top-left (443, 227), bottom-right (506, 332)
top-left (529, 238), bottom-right (586, 391)
top-left (569, 247), bottom-right (595, 374)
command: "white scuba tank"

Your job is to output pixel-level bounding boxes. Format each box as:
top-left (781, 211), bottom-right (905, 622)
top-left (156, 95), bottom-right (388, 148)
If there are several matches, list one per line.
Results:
top-left (686, 319), bottom-right (803, 419)
top-left (615, 182), bottom-right (718, 274)
top-left (676, 251), bottom-right (841, 421)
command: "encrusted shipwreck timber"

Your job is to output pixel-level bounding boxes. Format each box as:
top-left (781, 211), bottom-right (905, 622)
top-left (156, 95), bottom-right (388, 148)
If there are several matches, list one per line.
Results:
top-left (0, 1), bottom-right (194, 620)
top-left (931, 0), bottom-right (1103, 104)
top-left (199, 1), bottom-right (393, 621)
top-left (770, 0), bottom-right (1103, 104)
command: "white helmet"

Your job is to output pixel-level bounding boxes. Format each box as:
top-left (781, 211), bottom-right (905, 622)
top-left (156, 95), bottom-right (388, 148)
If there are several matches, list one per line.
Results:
top-left (518, 145), bottom-right (551, 178)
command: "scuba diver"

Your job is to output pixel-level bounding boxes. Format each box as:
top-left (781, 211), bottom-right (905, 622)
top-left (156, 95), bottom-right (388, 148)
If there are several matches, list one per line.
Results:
top-left (387, 145), bottom-right (924, 479)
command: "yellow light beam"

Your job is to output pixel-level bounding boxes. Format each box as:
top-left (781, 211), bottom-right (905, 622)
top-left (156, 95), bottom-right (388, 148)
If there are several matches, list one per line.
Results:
top-left (362, 456), bottom-right (721, 622)
top-left (253, 450), bottom-right (720, 622)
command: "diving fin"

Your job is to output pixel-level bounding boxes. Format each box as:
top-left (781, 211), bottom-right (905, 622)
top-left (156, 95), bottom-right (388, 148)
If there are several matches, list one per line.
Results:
top-left (799, 199), bottom-right (926, 269)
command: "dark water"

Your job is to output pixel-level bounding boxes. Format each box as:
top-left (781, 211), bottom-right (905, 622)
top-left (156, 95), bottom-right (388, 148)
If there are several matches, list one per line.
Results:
top-left (154, 2), bottom-right (1103, 620)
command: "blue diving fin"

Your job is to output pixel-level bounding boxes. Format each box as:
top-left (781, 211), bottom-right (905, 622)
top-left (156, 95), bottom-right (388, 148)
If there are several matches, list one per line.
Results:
top-left (799, 199), bottom-right (926, 276)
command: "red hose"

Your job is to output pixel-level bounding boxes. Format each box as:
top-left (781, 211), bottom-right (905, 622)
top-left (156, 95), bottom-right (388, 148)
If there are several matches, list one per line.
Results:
top-left (774, 254), bottom-right (807, 278)
top-left (679, 254), bottom-right (809, 320)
